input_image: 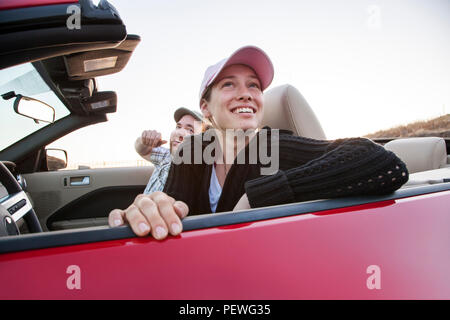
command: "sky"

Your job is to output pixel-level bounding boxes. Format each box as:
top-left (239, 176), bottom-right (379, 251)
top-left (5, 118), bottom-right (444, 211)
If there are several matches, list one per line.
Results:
top-left (48, 0), bottom-right (450, 164)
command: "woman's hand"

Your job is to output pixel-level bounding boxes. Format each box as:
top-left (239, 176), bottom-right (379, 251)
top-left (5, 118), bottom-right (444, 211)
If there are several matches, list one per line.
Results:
top-left (233, 193), bottom-right (251, 211)
top-left (108, 192), bottom-right (189, 239)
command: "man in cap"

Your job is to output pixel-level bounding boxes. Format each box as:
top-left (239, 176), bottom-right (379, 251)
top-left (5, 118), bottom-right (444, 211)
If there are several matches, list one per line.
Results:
top-left (135, 107), bottom-right (203, 194)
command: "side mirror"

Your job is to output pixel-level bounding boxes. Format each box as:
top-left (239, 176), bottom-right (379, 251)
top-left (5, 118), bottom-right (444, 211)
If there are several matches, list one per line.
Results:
top-left (46, 148), bottom-right (68, 171)
top-left (14, 94), bottom-right (55, 124)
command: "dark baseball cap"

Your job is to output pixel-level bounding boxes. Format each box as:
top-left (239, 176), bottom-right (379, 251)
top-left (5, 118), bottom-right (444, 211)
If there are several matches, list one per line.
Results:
top-left (174, 107), bottom-right (203, 122)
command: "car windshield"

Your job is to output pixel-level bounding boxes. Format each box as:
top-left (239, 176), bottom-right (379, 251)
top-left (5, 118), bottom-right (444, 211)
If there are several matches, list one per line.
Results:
top-left (0, 63), bottom-right (70, 151)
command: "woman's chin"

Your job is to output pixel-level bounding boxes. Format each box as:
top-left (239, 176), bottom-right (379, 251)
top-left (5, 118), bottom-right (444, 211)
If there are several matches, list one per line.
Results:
top-left (237, 118), bottom-right (259, 131)
top-left (218, 115), bottom-right (261, 131)
top-left (222, 122), bottom-right (257, 131)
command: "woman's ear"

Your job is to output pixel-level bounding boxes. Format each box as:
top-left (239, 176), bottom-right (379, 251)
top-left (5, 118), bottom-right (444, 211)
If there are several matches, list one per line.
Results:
top-left (200, 99), bottom-right (212, 118)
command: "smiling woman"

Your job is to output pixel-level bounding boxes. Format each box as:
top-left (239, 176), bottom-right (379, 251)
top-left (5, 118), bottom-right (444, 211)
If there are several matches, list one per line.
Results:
top-left (108, 45), bottom-right (410, 240)
top-left (201, 64), bottom-right (264, 132)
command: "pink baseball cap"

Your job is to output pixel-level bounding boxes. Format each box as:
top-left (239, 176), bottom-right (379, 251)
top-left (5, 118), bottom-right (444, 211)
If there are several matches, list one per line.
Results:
top-left (198, 46), bottom-right (274, 106)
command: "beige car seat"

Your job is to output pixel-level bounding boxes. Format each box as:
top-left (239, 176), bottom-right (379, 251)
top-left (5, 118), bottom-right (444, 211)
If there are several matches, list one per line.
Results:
top-left (262, 84), bottom-right (326, 140)
top-left (384, 137), bottom-right (447, 174)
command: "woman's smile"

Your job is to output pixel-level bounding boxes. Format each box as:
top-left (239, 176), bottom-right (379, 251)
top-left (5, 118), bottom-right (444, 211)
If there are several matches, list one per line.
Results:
top-left (230, 105), bottom-right (257, 115)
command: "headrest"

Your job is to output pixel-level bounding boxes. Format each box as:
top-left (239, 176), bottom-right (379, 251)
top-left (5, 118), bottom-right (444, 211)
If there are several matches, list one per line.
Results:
top-left (384, 137), bottom-right (447, 173)
top-left (262, 84), bottom-right (326, 139)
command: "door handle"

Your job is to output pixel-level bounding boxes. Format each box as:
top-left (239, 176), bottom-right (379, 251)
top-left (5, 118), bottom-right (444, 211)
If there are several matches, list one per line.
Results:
top-left (69, 176), bottom-right (90, 186)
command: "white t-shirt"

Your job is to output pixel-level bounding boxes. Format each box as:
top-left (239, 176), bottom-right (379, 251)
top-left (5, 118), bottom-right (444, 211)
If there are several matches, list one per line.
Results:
top-left (209, 165), bottom-right (223, 213)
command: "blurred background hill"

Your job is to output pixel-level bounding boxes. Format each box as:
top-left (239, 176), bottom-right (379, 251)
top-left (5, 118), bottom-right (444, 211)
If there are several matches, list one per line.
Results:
top-left (365, 114), bottom-right (450, 139)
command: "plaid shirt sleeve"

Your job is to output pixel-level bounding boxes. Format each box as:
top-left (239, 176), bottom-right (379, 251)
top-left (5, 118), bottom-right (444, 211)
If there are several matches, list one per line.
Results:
top-left (143, 147), bottom-right (172, 195)
top-left (149, 147), bottom-right (171, 166)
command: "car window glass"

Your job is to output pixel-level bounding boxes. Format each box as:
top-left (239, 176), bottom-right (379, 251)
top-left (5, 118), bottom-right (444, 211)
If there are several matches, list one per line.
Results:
top-left (0, 63), bottom-right (70, 151)
top-left (48, 125), bottom-right (153, 170)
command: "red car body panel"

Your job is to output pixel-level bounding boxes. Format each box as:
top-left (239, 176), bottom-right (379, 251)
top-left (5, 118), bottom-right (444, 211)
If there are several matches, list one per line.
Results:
top-left (1, 190), bottom-right (449, 299)
top-left (0, 0), bottom-right (78, 10)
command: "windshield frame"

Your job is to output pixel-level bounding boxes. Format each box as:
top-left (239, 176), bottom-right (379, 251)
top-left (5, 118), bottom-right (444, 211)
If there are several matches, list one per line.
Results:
top-left (0, 62), bottom-right (71, 152)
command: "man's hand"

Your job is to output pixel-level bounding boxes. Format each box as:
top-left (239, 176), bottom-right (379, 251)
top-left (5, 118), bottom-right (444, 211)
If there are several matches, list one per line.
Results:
top-left (108, 192), bottom-right (189, 239)
top-left (135, 130), bottom-right (168, 157)
top-left (141, 130), bottom-right (167, 148)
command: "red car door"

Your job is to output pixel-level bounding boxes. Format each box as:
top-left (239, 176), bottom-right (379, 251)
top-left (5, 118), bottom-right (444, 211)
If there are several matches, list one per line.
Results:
top-left (1, 187), bottom-right (449, 299)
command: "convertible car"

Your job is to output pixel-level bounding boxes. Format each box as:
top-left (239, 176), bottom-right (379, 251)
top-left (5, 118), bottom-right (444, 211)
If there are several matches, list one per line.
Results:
top-left (0, 0), bottom-right (449, 300)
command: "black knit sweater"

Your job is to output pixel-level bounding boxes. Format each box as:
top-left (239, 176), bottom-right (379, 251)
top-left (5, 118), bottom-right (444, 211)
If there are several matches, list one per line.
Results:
top-left (163, 128), bottom-right (409, 215)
